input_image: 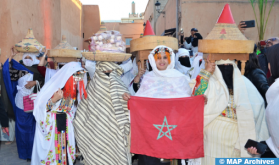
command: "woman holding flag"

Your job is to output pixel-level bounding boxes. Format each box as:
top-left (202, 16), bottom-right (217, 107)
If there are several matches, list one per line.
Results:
top-left (123, 45), bottom-right (209, 165)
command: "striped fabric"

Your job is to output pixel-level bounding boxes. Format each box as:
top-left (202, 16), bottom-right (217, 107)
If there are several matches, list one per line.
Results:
top-left (201, 116), bottom-right (240, 165)
top-left (74, 62), bottom-right (131, 165)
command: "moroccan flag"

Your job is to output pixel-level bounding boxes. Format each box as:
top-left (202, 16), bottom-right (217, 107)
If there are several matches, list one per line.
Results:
top-left (128, 95), bottom-right (204, 159)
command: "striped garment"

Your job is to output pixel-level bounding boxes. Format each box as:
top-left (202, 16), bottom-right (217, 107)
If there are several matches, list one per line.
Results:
top-left (74, 62), bottom-right (131, 165)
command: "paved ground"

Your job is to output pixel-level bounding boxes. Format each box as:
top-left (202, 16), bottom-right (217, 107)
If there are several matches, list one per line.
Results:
top-left (0, 141), bottom-right (138, 165)
top-left (0, 141), bottom-right (83, 165)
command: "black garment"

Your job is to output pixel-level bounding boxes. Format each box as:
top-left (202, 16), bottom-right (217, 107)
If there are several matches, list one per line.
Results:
top-left (1, 69), bottom-right (14, 119)
top-left (0, 96), bottom-right (9, 127)
top-left (138, 155), bottom-right (170, 165)
top-left (185, 33), bottom-right (203, 47)
top-left (10, 62), bottom-right (44, 93)
top-left (179, 56), bottom-right (191, 67)
top-left (266, 44), bottom-right (279, 85)
top-left (260, 141), bottom-right (276, 158)
top-left (217, 65), bottom-right (234, 90)
top-left (245, 68), bottom-right (269, 106)
top-left (258, 53), bottom-right (269, 75)
top-left (56, 113), bottom-right (67, 131)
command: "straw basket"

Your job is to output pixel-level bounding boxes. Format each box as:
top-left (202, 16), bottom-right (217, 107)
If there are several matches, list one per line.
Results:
top-left (48, 35), bottom-right (82, 63)
top-left (130, 36), bottom-right (178, 52)
top-left (82, 51), bottom-right (131, 62)
top-left (15, 28), bottom-right (45, 53)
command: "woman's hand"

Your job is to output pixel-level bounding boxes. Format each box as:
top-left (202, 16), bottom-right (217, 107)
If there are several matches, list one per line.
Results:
top-left (2, 127), bottom-right (9, 135)
top-left (247, 147), bottom-right (260, 155)
top-left (25, 81), bottom-right (36, 89)
top-left (9, 47), bottom-right (17, 62)
top-left (134, 68), bottom-right (145, 83)
top-left (122, 92), bottom-right (131, 101)
top-left (203, 95), bottom-right (208, 105)
top-left (205, 58), bottom-right (216, 74)
top-left (51, 89), bottom-right (63, 103)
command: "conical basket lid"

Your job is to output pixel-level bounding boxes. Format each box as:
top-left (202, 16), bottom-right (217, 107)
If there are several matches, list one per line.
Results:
top-left (205, 4), bottom-right (246, 40)
top-left (198, 4), bottom-right (254, 54)
top-left (96, 22), bottom-right (107, 34)
top-left (54, 35), bottom-right (75, 50)
top-left (15, 28), bottom-right (45, 53)
top-left (49, 35), bottom-right (81, 58)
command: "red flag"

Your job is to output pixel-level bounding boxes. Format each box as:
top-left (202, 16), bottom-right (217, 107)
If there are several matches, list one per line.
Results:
top-left (129, 95), bottom-right (204, 159)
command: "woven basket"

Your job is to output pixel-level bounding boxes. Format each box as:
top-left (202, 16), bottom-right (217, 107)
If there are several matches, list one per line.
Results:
top-left (15, 28), bottom-right (45, 53)
top-left (130, 36), bottom-right (178, 52)
top-left (82, 51), bottom-right (131, 62)
top-left (49, 35), bottom-right (81, 58)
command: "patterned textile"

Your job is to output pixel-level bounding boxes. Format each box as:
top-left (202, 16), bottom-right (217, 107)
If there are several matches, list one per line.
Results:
top-left (220, 95), bottom-right (237, 120)
top-left (46, 98), bottom-right (76, 113)
top-left (74, 61), bottom-right (131, 165)
top-left (9, 62), bottom-right (28, 81)
top-left (192, 69), bottom-right (210, 96)
top-left (201, 116), bottom-right (240, 165)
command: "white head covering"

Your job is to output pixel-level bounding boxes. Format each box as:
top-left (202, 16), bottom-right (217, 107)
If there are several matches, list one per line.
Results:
top-left (22, 53), bottom-right (40, 66)
top-left (135, 45), bottom-right (191, 98)
top-left (34, 62), bottom-right (84, 126)
top-left (175, 49), bottom-right (191, 79)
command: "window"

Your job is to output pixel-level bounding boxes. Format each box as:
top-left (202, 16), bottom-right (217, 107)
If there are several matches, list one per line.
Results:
top-left (125, 38), bottom-right (133, 46)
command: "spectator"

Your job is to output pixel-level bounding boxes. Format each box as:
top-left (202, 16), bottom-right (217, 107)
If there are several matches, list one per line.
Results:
top-left (244, 53), bottom-right (269, 105)
top-left (266, 37), bottom-right (279, 48)
top-left (184, 28), bottom-right (203, 53)
top-left (266, 43), bottom-right (279, 85)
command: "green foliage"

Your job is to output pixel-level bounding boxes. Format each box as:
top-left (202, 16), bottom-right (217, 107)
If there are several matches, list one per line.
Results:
top-left (249, 0), bottom-right (276, 40)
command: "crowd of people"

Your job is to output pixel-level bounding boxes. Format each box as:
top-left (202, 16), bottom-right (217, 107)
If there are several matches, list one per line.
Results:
top-left (0, 25), bottom-right (278, 165)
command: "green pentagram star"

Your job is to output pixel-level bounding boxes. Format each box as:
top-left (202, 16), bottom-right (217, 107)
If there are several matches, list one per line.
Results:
top-left (153, 116), bottom-right (177, 140)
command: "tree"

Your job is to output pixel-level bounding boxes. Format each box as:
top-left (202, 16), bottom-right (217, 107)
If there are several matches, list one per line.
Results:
top-left (249, 0), bottom-right (276, 40)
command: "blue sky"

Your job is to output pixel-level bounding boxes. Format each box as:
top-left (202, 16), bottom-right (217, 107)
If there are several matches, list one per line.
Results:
top-left (80, 0), bottom-right (149, 21)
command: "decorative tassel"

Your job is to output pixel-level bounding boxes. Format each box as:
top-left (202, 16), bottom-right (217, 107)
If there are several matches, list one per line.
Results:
top-left (79, 80), bottom-right (87, 99)
top-left (63, 76), bottom-right (77, 99)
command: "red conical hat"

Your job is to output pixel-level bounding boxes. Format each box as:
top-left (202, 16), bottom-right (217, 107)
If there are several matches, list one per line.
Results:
top-left (217, 4), bottom-right (235, 24)
top-left (144, 20), bottom-right (155, 36)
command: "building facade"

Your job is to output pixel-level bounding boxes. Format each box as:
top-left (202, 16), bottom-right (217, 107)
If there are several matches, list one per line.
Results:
top-left (0, 0), bottom-right (100, 62)
top-left (144, 0), bottom-right (279, 42)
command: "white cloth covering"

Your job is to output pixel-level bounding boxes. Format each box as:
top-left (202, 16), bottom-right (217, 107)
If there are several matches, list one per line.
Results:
top-left (175, 48), bottom-right (191, 81)
top-left (85, 60), bottom-right (96, 79)
top-left (202, 60), bottom-right (269, 157)
top-left (120, 58), bottom-right (133, 88)
top-left (22, 53), bottom-right (40, 66)
top-left (189, 53), bottom-right (205, 80)
top-left (265, 78), bottom-right (279, 157)
top-left (31, 62), bottom-right (84, 165)
top-left (15, 73), bottom-right (35, 109)
top-left (136, 45), bottom-right (191, 98)
top-left (45, 68), bottom-right (58, 84)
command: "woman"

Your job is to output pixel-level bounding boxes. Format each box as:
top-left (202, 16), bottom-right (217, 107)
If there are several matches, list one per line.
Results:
top-left (36, 50), bottom-right (57, 83)
top-left (247, 44), bottom-right (279, 158)
top-left (2, 47), bottom-right (45, 160)
top-left (244, 53), bottom-right (269, 105)
top-left (123, 45), bottom-right (205, 165)
top-left (31, 62), bottom-right (87, 165)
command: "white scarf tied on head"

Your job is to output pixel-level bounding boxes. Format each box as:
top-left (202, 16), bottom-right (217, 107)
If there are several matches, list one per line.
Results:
top-left (175, 48), bottom-right (191, 81)
top-left (135, 45), bottom-right (191, 98)
top-left (22, 53), bottom-right (40, 66)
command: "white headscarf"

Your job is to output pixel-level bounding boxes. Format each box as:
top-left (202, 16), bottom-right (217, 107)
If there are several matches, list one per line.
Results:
top-left (189, 52), bottom-right (205, 80)
top-left (175, 48), bottom-right (191, 79)
top-left (22, 53), bottom-right (40, 66)
top-left (135, 45), bottom-right (191, 98)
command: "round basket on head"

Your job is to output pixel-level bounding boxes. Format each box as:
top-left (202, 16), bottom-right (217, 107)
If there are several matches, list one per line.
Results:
top-left (198, 4), bottom-right (254, 54)
top-left (82, 51), bottom-right (131, 62)
top-left (130, 36), bottom-right (178, 52)
top-left (49, 35), bottom-right (81, 58)
top-left (49, 35), bottom-right (81, 63)
top-left (15, 28), bottom-right (45, 53)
